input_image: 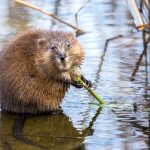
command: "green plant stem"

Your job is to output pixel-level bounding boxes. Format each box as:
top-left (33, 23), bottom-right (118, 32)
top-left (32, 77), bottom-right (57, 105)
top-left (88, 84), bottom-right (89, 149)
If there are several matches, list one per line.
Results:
top-left (76, 77), bottom-right (105, 105)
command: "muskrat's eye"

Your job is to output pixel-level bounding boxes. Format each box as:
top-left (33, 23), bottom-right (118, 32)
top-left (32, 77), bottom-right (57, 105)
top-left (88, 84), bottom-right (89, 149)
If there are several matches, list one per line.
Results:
top-left (66, 42), bottom-right (71, 48)
top-left (51, 45), bottom-right (55, 50)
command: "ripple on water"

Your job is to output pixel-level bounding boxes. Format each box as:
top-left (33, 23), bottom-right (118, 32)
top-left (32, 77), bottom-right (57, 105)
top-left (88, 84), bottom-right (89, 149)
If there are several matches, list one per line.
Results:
top-left (0, 0), bottom-right (149, 150)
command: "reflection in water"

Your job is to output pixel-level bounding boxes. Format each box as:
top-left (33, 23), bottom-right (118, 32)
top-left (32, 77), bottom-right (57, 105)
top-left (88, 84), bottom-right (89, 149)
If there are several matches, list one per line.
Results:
top-left (0, 107), bottom-right (102, 150)
top-left (0, 0), bottom-right (150, 149)
top-left (7, 1), bottom-right (29, 31)
top-left (82, 107), bottom-right (102, 136)
top-left (144, 31), bottom-right (149, 103)
top-left (131, 31), bottom-right (150, 81)
top-left (51, 0), bottom-right (62, 29)
top-left (0, 112), bottom-right (85, 150)
top-left (12, 115), bottom-right (48, 150)
top-left (54, 0), bottom-right (61, 16)
top-left (94, 34), bottom-right (123, 89)
top-left (147, 112), bottom-right (150, 149)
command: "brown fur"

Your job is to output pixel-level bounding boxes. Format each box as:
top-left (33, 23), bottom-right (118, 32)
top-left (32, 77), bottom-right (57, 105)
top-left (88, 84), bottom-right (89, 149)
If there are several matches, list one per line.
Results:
top-left (0, 29), bottom-right (85, 113)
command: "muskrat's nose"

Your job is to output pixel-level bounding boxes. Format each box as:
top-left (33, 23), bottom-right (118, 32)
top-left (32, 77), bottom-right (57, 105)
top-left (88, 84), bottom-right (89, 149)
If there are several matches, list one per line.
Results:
top-left (60, 54), bottom-right (66, 61)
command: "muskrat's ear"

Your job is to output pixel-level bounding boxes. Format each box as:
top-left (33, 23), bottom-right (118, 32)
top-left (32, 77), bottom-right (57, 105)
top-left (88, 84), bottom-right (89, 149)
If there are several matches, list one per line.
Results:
top-left (67, 33), bottom-right (76, 44)
top-left (36, 38), bottom-right (48, 48)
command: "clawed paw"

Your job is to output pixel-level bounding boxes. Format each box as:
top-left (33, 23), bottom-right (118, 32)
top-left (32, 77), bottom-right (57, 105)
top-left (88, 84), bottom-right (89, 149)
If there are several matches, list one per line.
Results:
top-left (85, 79), bottom-right (93, 88)
top-left (81, 76), bottom-right (93, 88)
top-left (71, 76), bottom-right (93, 89)
top-left (71, 80), bottom-right (83, 88)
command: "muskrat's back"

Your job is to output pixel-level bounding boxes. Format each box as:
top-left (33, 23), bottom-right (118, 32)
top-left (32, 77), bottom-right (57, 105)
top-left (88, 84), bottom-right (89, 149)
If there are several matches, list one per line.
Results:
top-left (0, 29), bottom-right (86, 114)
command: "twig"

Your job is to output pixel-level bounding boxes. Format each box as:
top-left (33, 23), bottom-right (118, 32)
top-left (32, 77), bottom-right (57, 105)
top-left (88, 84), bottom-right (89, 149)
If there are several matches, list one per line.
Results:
top-left (131, 31), bottom-right (148, 80)
top-left (75, 0), bottom-right (91, 36)
top-left (76, 77), bottom-right (105, 105)
top-left (104, 34), bottom-right (123, 51)
top-left (15, 0), bottom-right (85, 35)
top-left (94, 34), bottom-right (123, 89)
top-left (131, 47), bottom-right (146, 80)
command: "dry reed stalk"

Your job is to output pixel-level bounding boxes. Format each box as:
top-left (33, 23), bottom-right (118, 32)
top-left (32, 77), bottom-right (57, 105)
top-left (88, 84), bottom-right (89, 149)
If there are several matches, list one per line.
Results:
top-left (15, 0), bottom-right (85, 35)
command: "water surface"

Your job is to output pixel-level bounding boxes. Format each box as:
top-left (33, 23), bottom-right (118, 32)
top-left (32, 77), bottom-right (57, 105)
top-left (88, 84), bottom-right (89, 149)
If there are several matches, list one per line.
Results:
top-left (0, 0), bottom-right (149, 150)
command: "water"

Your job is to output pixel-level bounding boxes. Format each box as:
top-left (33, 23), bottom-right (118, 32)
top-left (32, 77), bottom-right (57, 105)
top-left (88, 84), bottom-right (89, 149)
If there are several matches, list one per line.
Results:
top-left (0, 0), bottom-right (150, 150)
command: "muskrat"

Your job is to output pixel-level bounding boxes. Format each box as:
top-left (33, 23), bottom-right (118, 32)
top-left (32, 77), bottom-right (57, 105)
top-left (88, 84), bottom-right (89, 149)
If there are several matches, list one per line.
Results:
top-left (0, 29), bottom-right (92, 114)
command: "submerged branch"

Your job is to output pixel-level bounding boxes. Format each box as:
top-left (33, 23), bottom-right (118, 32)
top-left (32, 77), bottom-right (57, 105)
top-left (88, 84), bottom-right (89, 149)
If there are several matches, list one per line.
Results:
top-left (15, 0), bottom-right (85, 35)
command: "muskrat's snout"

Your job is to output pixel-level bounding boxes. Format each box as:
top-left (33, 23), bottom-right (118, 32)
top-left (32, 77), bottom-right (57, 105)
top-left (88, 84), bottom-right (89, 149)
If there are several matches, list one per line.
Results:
top-left (51, 43), bottom-right (68, 61)
top-left (59, 54), bottom-right (66, 61)
top-left (54, 50), bottom-right (71, 71)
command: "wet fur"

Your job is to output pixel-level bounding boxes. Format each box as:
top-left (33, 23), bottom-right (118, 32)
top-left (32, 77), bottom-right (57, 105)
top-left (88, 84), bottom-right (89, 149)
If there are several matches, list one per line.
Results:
top-left (0, 29), bottom-right (85, 113)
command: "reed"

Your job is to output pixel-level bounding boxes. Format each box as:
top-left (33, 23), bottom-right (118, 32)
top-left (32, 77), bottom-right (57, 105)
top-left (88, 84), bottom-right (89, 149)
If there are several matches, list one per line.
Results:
top-left (15, 0), bottom-right (85, 35)
top-left (76, 77), bottom-right (105, 105)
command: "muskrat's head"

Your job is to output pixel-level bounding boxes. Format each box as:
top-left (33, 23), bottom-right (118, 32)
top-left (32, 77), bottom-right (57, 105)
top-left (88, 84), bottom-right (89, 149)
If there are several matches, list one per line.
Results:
top-left (35, 31), bottom-right (85, 74)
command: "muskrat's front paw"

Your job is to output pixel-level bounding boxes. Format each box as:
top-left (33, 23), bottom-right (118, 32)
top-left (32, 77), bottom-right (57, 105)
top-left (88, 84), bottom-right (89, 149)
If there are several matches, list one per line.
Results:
top-left (71, 80), bottom-right (83, 88)
top-left (81, 76), bottom-right (93, 88)
top-left (85, 79), bottom-right (93, 88)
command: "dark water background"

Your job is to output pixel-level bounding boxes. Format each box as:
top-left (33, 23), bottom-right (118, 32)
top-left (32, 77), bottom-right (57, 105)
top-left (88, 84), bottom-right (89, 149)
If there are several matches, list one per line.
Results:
top-left (0, 0), bottom-right (150, 150)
